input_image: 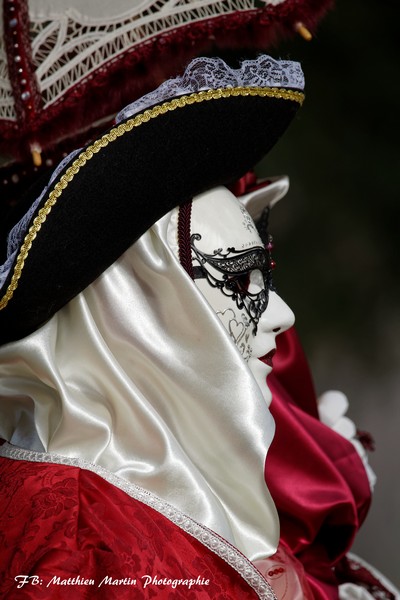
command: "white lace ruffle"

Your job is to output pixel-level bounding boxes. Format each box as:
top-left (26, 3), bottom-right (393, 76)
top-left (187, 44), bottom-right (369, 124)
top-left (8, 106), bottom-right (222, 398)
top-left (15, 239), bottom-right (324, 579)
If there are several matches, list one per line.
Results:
top-left (339, 552), bottom-right (400, 600)
top-left (317, 390), bottom-right (377, 491)
top-left (0, 54), bottom-right (303, 294)
top-left (117, 55), bottom-right (304, 122)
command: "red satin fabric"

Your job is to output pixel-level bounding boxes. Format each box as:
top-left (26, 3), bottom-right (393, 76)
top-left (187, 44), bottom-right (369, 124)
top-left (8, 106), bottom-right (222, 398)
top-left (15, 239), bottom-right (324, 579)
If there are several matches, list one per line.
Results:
top-left (0, 457), bottom-right (261, 599)
top-left (267, 327), bottom-right (372, 599)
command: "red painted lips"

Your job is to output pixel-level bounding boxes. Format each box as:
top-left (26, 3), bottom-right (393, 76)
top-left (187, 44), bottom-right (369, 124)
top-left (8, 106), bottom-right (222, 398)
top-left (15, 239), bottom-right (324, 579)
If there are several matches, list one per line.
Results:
top-left (259, 349), bottom-right (276, 367)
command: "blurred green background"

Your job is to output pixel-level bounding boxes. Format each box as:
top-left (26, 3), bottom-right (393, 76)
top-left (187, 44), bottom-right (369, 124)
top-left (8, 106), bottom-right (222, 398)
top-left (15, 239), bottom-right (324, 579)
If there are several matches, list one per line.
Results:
top-left (258, 0), bottom-right (400, 586)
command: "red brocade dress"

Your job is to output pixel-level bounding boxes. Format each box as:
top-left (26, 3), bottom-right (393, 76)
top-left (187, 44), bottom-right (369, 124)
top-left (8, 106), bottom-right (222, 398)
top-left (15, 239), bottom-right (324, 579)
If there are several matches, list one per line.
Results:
top-left (0, 455), bottom-right (266, 599)
top-left (0, 329), bottom-right (395, 599)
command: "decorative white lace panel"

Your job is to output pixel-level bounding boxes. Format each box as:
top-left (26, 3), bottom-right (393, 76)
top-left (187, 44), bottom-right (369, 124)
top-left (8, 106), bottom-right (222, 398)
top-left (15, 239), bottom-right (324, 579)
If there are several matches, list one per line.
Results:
top-left (29, 0), bottom-right (279, 109)
top-left (0, 0), bottom-right (289, 121)
top-left (0, 33), bottom-right (16, 121)
top-left (0, 443), bottom-right (277, 600)
top-left (117, 55), bottom-right (304, 122)
top-left (0, 54), bottom-right (303, 291)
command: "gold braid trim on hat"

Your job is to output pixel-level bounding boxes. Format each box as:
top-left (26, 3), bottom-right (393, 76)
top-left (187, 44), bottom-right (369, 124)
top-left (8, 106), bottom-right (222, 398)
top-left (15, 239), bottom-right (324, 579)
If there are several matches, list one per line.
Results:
top-left (0, 86), bottom-right (304, 311)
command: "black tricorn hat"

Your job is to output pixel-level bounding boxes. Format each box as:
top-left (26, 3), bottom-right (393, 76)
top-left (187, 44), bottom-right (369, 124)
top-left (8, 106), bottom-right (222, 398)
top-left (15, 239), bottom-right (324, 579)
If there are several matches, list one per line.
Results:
top-left (0, 56), bottom-right (304, 345)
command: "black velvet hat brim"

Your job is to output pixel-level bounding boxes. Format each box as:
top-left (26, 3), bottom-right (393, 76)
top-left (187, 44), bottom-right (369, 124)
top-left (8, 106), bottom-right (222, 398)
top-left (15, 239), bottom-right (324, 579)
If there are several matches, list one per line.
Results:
top-left (0, 87), bottom-right (303, 344)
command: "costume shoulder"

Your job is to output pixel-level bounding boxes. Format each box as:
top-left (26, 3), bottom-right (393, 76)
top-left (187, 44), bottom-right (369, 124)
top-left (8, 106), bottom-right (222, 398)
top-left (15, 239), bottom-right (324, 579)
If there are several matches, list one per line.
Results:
top-left (0, 455), bottom-right (260, 599)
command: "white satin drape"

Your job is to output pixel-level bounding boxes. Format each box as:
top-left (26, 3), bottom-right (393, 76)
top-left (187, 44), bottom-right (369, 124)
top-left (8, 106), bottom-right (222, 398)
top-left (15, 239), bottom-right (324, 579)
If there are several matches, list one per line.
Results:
top-left (0, 181), bottom-right (288, 562)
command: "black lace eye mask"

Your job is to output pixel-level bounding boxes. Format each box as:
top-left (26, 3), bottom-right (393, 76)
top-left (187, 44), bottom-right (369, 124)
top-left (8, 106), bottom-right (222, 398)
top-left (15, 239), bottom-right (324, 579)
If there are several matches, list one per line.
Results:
top-left (191, 233), bottom-right (274, 334)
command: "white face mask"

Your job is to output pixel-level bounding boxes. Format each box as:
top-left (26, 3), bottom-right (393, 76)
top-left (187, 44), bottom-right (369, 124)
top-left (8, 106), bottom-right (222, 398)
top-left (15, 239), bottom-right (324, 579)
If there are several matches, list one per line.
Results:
top-left (189, 186), bottom-right (295, 403)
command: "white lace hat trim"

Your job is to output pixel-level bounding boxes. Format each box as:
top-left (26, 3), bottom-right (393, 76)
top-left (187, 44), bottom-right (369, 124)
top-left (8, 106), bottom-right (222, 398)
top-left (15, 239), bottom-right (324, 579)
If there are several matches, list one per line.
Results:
top-left (117, 55), bottom-right (304, 122)
top-left (0, 54), bottom-right (303, 293)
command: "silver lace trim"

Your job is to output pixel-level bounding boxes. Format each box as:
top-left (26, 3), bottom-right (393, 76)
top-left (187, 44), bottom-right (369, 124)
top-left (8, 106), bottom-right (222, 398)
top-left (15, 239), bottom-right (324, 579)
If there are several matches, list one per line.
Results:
top-left (117, 55), bottom-right (304, 122)
top-left (0, 443), bottom-right (277, 600)
top-left (0, 148), bottom-right (81, 289)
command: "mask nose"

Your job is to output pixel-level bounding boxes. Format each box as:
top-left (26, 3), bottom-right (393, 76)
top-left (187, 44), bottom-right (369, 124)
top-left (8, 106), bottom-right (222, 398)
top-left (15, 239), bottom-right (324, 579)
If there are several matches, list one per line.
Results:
top-left (259, 291), bottom-right (295, 335)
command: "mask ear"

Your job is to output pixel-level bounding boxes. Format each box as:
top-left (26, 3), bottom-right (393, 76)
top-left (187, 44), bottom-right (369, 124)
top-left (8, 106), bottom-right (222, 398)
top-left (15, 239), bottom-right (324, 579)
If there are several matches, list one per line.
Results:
top-left (239, 176), bottom-right (289, 221)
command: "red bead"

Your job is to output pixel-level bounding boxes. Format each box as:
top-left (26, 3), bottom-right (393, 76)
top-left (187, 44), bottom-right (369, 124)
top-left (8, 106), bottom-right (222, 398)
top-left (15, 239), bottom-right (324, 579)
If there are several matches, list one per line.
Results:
top-left (270, 260), bottom-right (276, 270)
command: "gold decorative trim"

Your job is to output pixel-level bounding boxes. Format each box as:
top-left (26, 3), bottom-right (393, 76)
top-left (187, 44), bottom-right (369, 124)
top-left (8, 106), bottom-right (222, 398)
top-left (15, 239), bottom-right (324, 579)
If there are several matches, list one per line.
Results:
top-left (0, 86), bottom-right (304, 311)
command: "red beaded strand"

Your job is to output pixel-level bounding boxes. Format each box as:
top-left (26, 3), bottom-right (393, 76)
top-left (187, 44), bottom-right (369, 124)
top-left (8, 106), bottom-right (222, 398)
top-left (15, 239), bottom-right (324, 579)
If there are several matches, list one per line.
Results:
top-left (3, 0), bottom-right (42, 156)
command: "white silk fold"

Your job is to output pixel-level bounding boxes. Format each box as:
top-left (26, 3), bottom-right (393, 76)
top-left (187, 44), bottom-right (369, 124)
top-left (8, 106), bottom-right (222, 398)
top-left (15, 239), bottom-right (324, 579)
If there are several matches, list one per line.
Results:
top-left (0, 187), bottom-right (285, 562)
